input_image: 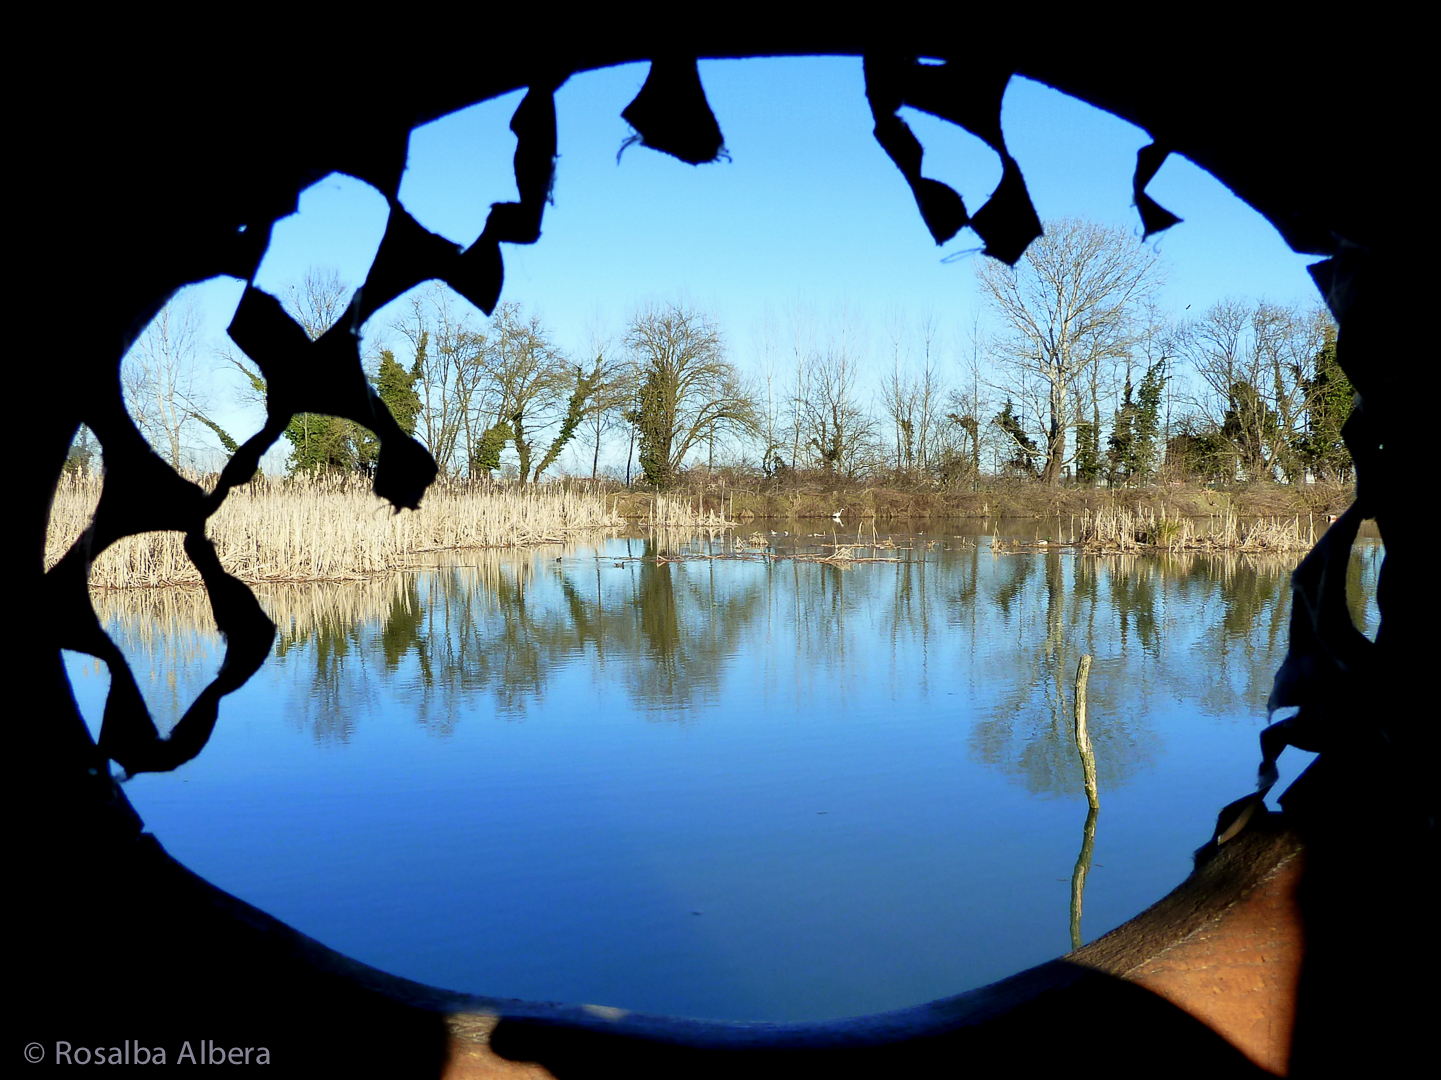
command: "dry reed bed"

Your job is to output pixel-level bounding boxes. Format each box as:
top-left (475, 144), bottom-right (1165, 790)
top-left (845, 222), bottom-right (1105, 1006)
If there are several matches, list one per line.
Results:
top-left (1075, 505), bottom-right (1317, 553)
top-left (47, 474), bottom-right (631, 588)
top-left (643, 495), bottom-right (734, 528)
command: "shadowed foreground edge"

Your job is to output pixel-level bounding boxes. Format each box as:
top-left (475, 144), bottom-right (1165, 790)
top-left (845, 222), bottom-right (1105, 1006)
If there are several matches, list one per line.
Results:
top-left (16, 24), bottom-right (1431, 1078)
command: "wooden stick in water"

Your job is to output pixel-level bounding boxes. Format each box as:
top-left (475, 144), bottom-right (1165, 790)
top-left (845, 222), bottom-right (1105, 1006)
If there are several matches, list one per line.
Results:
top-left (1069, 653), bottom-right (1098, 950)
top-left (1074, 654), bottom-right (1098, 810)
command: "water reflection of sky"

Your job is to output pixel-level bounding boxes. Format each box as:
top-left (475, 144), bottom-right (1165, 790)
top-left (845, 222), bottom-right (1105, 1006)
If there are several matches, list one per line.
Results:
top-left (66, 529), bottom-right (1383, 1022)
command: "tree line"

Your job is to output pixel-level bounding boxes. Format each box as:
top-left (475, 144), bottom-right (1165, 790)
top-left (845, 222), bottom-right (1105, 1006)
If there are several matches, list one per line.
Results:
top-left (971, 218), bottom-right (1350, 488)
top-left (104, 219), bottom-right (1351, 489)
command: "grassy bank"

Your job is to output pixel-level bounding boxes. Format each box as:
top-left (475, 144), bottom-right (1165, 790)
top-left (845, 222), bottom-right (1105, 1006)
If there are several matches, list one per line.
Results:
top-left (645, 474), bottom-right (1354, 524)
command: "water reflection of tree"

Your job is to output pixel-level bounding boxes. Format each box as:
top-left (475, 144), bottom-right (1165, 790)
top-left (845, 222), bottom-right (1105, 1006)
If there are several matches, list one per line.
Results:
top-left (880, 551), bottom-right (938, 695)
top-left (278, 538), bottom-right (775, 729)
top-left (293, 605), bottom-right (367, 743)
top-left (84, 538), bottom-right (1383, 765)
top-left (271, 578), bottom-right (419, 742)
top-left (969, 551), bottom-right (1156, 796)
top-left (617, 538), bottom-right (769, 710)
top-left (399, 562), bottom-right (577, 730)
top-left (965, 549), bottom-right (1297, 797)
top-left (1172, 554), bottom-right (1292, 719)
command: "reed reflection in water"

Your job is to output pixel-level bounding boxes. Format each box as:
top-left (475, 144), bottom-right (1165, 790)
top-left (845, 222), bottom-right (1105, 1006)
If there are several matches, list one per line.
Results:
top-left (70, 525), bottom-right (1383, 1022)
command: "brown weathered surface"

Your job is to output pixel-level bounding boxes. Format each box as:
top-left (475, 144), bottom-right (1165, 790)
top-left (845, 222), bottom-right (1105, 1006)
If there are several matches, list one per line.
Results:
top-left (444, 1016), bottom-right (557, 1079)
top-left (1124, 853), bottom-right (1303, 1075)
top-left (1070, 822), bottom-right (1305, 1075)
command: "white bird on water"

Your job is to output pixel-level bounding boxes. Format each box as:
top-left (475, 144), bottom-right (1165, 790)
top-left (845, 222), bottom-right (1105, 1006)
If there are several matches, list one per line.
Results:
top-left (831, 511), bottom-right (843, 522)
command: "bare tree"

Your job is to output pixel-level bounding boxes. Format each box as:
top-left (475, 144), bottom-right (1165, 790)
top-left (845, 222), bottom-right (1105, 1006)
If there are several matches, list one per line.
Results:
top-left (477, 303), bottom-right (572, 483)
top-left (281, 267), bottom-right (349, 341)
top-left (393, 284), bottom-right (487, 478)
top-left (911, 316), bottom-right (947, 475)
top-left (800, 318), bottom-right (877, 479)
top-left (881, 311), bottom-right (948, 477)
top-left (122, 297), bottom-right (210, 470)
top-left (1172, 299), bottom-right (1327, 482)
top-left (753, 312), bottom-right (789, 477)
top-left (882, 315), bottom-right (918, 473)
top-left (278, 268), bottom-right (367, 473)
top-left (977, 218), bottom-right (1164, 484)
top-left (576, 334), bottom-right (631, 481)
top-left (784, 304), bottom-right (818, 472)
top-left (940, 315), bottom-right (991, 488)
top-left (624, 303), bottom-right (759, 487)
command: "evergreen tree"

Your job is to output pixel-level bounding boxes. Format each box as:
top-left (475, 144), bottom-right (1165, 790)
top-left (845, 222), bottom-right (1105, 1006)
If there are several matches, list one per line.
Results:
top-left (1073, 420), bottom-right (1101, 484)
top-left (1297, 325), bottom-right (1354, 480)
top-left (234, 349), bottom-right (413, 478)
top-left (356, 349), bottom-right (424, 473)
top-left (192, 413), bottom-right (239, 455)
top-left (1106, 372), bottom-right (1137, 486)
top-left (1165, 418), bottom-right (1230, 483)
top-left (533, 363), bottom-right (603, 481)
top-left (1221, 380), bottom-right (1283, 481)
top-left (991, 400), bottom-right (1039, 476)
top-left (375, 349), bottom-right (422, 436)
top-left (284, 412), bottom-right (357, 475)
top-left (1132, 360), bottom-right (1166, 481)
top-left (470, 422), bottom-right (514, 475)
top-left (1101, 360), bottom-right (1164, 486)
top-left (64, 426), bottom-right (98, 476)
top-left (627, 364), bottom-right (678, 488)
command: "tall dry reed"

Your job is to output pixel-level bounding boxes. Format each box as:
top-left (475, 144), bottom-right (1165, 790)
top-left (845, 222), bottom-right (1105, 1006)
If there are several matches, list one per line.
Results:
top-left (645, 494), bottom-right (734, 528)
top-left (1077, 504), bottom-right (1316, 554)
top-left (47, 473), bottom-right (624, 587)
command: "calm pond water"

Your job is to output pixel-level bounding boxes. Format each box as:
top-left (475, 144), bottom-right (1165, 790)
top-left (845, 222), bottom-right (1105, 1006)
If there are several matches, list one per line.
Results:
top-left (65, 520), bottom-right (1382, 1022)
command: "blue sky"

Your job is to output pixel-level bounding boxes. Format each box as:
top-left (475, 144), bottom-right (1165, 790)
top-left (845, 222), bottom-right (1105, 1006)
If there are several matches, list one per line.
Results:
top-left (167, 57), bottom-right (1322, 472)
